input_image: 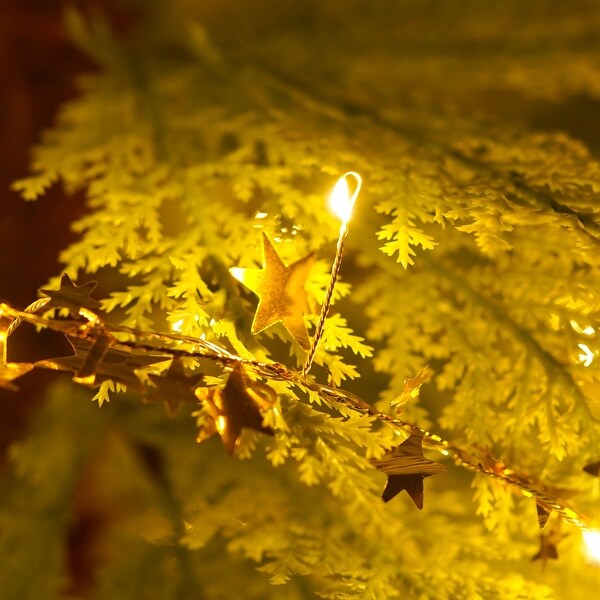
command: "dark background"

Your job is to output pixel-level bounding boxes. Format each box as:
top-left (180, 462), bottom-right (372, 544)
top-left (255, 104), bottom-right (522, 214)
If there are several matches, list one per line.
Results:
top-left (0, 1), bottom-right (94, 454)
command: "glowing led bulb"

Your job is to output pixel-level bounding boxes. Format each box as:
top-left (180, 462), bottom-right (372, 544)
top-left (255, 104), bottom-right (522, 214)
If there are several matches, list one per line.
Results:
top-left (302, 171), bottom-right (362, 376)
top-left (329, 178), bottom-right (351, 221)
top-left (328, 172), bottom-right (362, 224)
top-left (583, 530), bottom-right (600, 562)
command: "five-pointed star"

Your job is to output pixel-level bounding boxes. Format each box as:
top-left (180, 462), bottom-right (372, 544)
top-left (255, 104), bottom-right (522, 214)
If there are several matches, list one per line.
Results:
top-left (531, 532), bottom-right (560, 570)
top-left (202, 363), bottom-right (276, 455)
top-left (230, 233), bottom-right (314, 350)
top-left (37, 336), bottom-right (167, 391)
top-left (39, 273), bottom-right (100, 314)
top-left (371, 429), bottom-right (447, 509)
top-left (145, 358), bottom-right (205, 416)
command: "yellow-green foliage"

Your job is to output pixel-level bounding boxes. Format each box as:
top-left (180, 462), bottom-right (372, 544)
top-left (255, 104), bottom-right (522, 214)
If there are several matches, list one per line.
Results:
top-left (7, 1), bottom-right (600, 598)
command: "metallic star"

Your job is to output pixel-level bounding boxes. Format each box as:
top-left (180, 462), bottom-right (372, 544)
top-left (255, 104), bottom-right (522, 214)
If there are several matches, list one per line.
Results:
top-left (199, 363), bottom-right (276, 455)
top-left (39, 273), bottom-right (100, 315)
top-left (230, 233), bottom-right (314, 350)
top-left (145, 358), bottom-right (205, 416)
top-left (371, 429), bottom-right (447, 508)
top-left (532, 528), bottom-right (562, 570)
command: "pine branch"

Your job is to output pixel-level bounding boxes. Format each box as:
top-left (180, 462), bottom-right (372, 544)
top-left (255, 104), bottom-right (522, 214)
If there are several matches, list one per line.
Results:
top-left (236, 53), bottom-right (600, 248)
top-left (5, 4), bottom-right (600, 597)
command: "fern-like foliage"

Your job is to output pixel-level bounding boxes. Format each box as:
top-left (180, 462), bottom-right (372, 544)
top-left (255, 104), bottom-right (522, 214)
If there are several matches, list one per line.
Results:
top-left (7, 1), bottom-right (600, 598)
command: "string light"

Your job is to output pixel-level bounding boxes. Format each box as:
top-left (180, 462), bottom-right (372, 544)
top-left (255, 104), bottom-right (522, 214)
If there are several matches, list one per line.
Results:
top-left (303, 172), bottom-right (362, 376)
top-left (329, 173), bottom-right (361, 224)
top-left (0, 299), bottom-right (596, 533)
top-left (582, 530), bottom-right (600, 562)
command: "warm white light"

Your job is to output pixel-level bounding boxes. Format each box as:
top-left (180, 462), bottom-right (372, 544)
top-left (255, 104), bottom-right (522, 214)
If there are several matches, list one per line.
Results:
top-left (329, 178), bottom-right (351, 221)
top-left (578, 343), bottom-right (594, 367)
top-left (328, 172), bottom-right (362, 223)
top-left (302, 171), bottom-right (363, 377)
top-left (583, 530), bottom-right (600, 562)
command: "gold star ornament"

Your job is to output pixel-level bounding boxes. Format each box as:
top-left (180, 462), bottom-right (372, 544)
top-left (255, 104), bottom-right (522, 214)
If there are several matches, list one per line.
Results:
top-left (371, 429), bottom-right (447, 508)
top-left (531, 522), bottom-right (564, 570)
top-left (145, 358), bottom-right (205, 416)
top-left (39, 273), bottom-right (100, 315)
top-left (230, 233), bottom-right (315, 350)
top-left (197, 363), bottom-right (277, 455)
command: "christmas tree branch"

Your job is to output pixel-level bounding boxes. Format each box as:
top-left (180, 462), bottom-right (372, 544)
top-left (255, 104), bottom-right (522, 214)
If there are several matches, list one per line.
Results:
top-left (231, 52), bottom-right (600, 247)
top-left (421, 253), bottom-right (597, 426)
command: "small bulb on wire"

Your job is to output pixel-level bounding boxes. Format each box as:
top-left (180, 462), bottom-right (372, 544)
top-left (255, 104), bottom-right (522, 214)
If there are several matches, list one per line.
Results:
top-left (583, 530), bottom-right (600, 563)
top-left (329, 178), bottom-right (351, 222)
top-left (328, 172), bottom-right (362, 227)
top-left (303, 172), bottom-right (362, 376)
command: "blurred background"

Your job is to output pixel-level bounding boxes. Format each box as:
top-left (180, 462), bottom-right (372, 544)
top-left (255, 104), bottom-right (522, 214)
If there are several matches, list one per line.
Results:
top-left (1, 0), bottom-right (89, 456)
